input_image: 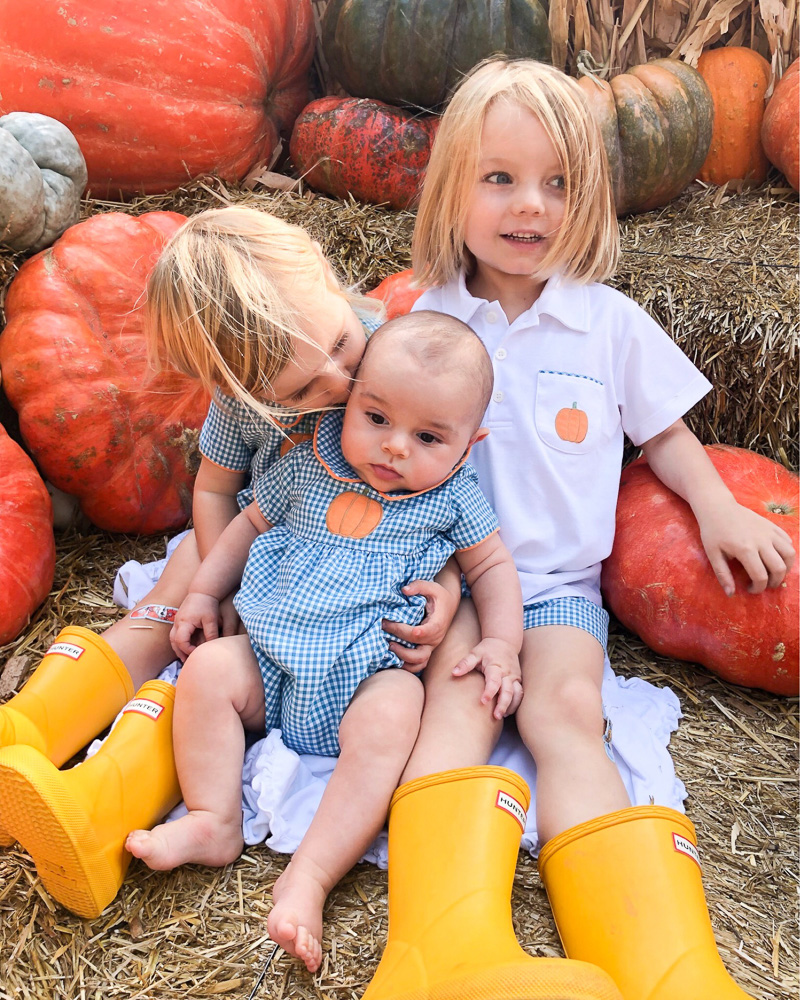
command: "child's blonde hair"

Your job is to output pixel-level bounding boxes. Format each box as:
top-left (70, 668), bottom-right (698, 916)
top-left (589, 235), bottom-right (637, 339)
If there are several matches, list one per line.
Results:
top-left (413, 57), bottom-right (619, 288)
top-left (146, 206), bottom-right (381, 416)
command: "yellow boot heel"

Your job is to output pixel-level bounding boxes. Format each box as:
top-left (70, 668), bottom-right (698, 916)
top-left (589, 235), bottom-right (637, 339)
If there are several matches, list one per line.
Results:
top-left (539, 806), bottom-right (755, 999)
top-left (0, 679), bottom-right (181, 918)
top-left (363, 766), bottom-right (623, 1000)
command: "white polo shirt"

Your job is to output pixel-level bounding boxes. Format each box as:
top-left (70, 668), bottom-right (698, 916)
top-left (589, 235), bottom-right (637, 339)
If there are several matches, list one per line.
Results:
top-left (413, 273), bottom-right (712, 606)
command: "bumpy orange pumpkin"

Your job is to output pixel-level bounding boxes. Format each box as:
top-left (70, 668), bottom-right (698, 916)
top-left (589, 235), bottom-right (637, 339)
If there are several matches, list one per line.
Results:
top-left (290, 98), bottom-right (438, 210)
top-left (0, 425), bottom-right (55, 645)
top-left (602, 446), bottom-right (798, 695)
top-left (326, 492), bottom-right (384, 538)
top-left (0, 211), bottom-right (210, 534)
top-left (696, 47), bottom-right (771, 186)
top-left (555, 403), bottom-right (588, 444)
top-left (762, 59), bottom-right (799, 191)
top-left (578, 59), bottom-right (713, 215)
top-left (366, 270), bottom-right (424, 319)
top-left (0, 1), bottom-right (315, 195)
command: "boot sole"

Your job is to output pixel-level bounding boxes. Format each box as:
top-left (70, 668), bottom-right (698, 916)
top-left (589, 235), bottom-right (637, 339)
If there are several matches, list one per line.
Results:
top-left (0, 745), bottom-right (119, 919)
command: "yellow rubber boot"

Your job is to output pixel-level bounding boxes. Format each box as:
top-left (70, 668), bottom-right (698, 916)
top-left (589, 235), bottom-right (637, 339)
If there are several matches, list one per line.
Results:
top-left (0, 680), bottom-right (181, 919)
top-left (363, 767), bottom-right (623, 1000)
top-left (0, 626), bottom-right (134, 763)
top-left (539, 806), bottom-right (754, 999)
top-left (0, 626), bottom-right (134, 847)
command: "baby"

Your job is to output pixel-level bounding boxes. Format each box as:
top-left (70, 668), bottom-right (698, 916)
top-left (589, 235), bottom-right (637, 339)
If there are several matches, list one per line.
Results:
top-left (128, 310), bottom-right (523, 971)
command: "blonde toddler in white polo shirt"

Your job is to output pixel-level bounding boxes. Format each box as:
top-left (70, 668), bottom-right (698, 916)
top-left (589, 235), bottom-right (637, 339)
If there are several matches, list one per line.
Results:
top-left (397, 56), bottom-right (795, 999)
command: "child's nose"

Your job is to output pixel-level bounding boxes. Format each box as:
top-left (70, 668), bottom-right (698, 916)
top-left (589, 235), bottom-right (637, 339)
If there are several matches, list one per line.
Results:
top-left (514, 183), bottom-right (545, 215)
top-left (382, 432), bottom-right (409, 457)
top-left (318, 362), bottom-right (352, 404)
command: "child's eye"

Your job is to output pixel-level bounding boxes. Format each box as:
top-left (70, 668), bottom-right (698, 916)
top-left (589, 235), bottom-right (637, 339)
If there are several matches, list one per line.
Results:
top-left (333, 332), bottom-right (349, 354)
top-left (367, 412), bottom-right (387, 425)
top-left (289, 385), bottom-right (309, 404)
top-left (550, 175), bottom-right (566, 191)
top-left (485, 171), bottom-right (512, 185)
top-left (417, 432), bottom-right (440, 445)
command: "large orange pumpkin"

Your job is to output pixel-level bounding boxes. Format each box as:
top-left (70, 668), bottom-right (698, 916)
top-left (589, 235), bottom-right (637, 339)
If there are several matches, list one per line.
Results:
top-left (578, 59), bottom-right (713, 215)
top-left (0, 425), bottom-right (55, 645)
top-left (366, 269), bottom-right (424, 318)
top-left (602, 446), bottom-right (798, 695)
top-left (762, 59), bottom-right (799, 191)
top-left (696, 46), bottom-right (771, 186)
top-left (0, 211), bottom-right (210, 534)
top-left (0, 0), bottom-right (315, 196)
top-left (290, 98), bottom-right (438, 210)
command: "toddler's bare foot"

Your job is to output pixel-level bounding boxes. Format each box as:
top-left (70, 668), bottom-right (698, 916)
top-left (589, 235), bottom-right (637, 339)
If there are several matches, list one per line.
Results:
top-left (267, 859), bottom-right (329, 973)
top-left (126, 811), bottom-right (243, 871)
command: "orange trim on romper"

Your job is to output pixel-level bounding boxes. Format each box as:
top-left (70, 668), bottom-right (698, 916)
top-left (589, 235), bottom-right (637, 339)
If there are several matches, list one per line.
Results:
top-left (311, 415), bottom-right (475, 502)
top-left (455, 527), bottom-right (499, 552)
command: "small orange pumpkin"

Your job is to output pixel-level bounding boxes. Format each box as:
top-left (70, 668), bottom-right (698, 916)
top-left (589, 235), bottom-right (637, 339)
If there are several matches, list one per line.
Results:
top-left (326, 492), bottom-right (384, 538)
top-left (555, 402), bottom-right (588, 444)
top-left (366, 269), bottom-right (423, 319)
top-left (762, 59), bottom-right (799, 191)
top-left (696, 46), bottom-right (771, 186)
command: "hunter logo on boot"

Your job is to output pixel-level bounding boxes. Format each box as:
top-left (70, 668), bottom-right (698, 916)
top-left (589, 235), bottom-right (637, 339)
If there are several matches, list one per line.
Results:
top-left (672, 832), bottom-right (701, 868)
top-left (45, 642), bottom-right (86, 660)
top-left (496, 790), bottom-right (527, 831)
top-left (123, 699), bottom-right (165, 721)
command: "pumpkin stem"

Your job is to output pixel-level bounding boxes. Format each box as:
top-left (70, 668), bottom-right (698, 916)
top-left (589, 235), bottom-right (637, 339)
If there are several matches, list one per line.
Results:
top-left (576, 50), bottom-right (609, 81)
top-left (766, 501), bottom-right (794, 516)
top-left (571, 401), bottom-right (578, 409)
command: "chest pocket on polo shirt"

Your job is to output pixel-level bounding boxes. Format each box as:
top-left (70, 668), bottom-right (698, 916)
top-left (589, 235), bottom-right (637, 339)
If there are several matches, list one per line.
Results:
top-left (534, 371), bottom-right (607, 455)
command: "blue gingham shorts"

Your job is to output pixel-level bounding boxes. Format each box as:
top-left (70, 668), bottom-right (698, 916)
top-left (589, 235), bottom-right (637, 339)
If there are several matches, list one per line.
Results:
top-left (522, 596), bottom-right (609, 651)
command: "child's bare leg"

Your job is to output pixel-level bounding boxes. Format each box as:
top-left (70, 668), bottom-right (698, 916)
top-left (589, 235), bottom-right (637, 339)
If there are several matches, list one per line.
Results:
top-left (126, 633), bottom-right (264, 869)
top-left (268, 669), bottom-right (424, 973)
top-left (102, 532), bottom-right (201, 690)
top-left (515, 626), bottom-right (630, 844)
top-left (401, 599), bottom-right (503, 783)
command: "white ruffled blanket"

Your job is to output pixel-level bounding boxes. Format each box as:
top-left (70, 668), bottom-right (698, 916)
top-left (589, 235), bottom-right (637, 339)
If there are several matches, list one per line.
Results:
top-left (106, 532), bottom-right (686, 867)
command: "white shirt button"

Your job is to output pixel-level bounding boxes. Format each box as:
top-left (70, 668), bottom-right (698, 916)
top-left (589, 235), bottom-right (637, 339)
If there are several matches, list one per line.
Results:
top-left (495, 348), bottom-right (507, 360)
top-left (485, 310), bottom-right (498, 323)
top-left (493, 390), bottom-right (504, 403)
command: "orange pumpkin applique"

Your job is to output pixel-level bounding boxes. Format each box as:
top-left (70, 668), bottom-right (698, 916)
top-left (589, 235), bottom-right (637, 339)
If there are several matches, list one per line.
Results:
top-left (326, 492), bottom-right (384, 538)
top-left (555, 402), bottom-right (588, 443)
top-left (279, 433), bottom-right (313, 457)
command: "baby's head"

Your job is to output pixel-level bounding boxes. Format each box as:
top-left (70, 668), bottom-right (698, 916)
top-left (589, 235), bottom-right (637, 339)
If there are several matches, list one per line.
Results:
top-left (146, 206), bottom-right (377, 416)
top-left (341, 311), bottom-right (492, 493)
top-left (413, 57), bottom-right (618, 288)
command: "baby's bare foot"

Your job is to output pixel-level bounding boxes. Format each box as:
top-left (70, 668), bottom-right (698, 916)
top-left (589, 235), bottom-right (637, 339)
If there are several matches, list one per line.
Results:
top-left (126, 811), bottom-right (243, 871)
top-left (267, 860), bottom-right (328, 973)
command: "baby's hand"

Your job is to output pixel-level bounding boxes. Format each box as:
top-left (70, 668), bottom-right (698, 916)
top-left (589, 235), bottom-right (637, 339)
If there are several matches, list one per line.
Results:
top-left (699, 501), bottom-right (796, 596)
top-left (170, 592), bottom-right (222, 660)
top-left (453, 638), bottom-right (522, 720)
top-left (383, 579), bottom-right (460, 672)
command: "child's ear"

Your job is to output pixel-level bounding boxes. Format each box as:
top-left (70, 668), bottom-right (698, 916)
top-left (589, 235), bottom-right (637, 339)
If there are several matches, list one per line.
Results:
top-left (469, 426), bottom-right (490, 446)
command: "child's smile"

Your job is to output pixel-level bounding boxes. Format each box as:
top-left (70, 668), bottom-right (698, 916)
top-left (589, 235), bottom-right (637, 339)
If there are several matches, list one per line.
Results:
top-left (464, 100), bottom-right (566, 311)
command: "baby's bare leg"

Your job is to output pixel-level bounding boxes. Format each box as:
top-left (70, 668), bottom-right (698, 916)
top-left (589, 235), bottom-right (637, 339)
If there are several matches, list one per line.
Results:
top-left (268, 669), bottom-right (424, 973)
top-left (401, 598), bottom-right (503, 783)
top-left (516, 625), bottom-right (630, 844)
top-left (103, 532), bottom-right (201, 690)
top-left (126, 633), bottom-right (265, 869)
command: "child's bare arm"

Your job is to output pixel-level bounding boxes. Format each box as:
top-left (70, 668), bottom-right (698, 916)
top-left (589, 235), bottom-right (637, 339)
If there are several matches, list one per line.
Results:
top-left (453, 534), bottom-right (524, 719)
top-left (383, 556), bottom-right (462, 670)
top-left (172, 504), bottom-right (272, 657)
top-left (642, 419), bottom-right (796, 596)
top-left (192, 458), bottom-right (247, 558)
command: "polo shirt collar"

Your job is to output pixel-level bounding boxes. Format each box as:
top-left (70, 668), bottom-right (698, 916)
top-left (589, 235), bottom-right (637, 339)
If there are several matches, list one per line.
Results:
top-left (443, 271), bottom-right (591, 333)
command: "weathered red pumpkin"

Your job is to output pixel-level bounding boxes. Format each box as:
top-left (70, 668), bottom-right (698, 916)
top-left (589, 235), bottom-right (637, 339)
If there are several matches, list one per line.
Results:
top-left (578, 59), bottom-right (714, 215)
top-left (366, 269), bottom-right (423, 318)
top-left (0, 211), bottom-right (210, 534)
top-left (290, 98), bottom-right (438, 210)
top-left (0, 0), bottom-right (315, 195)
top-left (0, 425), bottom-right (55, 645)
top-left (696, 46), bottom-right (771, 186)
top-left (602, 446), bottom-right (799, 695)
top-left (762, 59), bottom-right (799, 191)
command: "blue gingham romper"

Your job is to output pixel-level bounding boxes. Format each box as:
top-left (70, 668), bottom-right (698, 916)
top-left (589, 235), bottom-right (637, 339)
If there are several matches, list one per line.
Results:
top-left (234, 409), bottom-right (499, 757)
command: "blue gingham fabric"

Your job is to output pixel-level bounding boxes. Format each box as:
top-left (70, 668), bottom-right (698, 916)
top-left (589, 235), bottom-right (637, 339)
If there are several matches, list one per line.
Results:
top-left (235, 408), bottom-right (499, 756)
top-left (522, 596), bottom-right (609, 650)
top-left (199, 313), bottom-right (384, 509)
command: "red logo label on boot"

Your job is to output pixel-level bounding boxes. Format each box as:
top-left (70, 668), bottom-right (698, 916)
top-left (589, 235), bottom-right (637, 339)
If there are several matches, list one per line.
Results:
top-left (123, 699), bottom-right (165, 721)
top-left (46, 641), bottom-right (85, 660)
top-left (672, 833), bottom-right (701, 868)
top-left (496, 790), bottom-right (527, 831)
top-left (130, 604), bottom-right (178, 624)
